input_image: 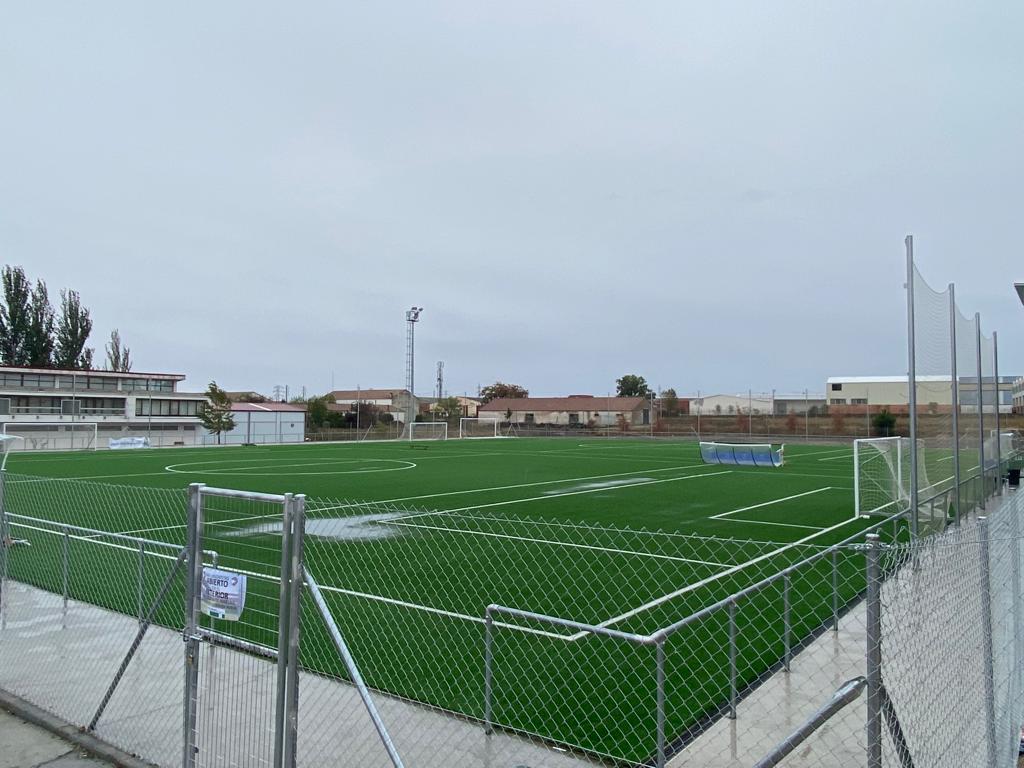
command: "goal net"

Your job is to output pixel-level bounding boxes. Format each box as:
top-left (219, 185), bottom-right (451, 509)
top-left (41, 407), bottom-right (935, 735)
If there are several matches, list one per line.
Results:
top-left (699, 442), bottom-right (784, 468)
top-left (1, 422), bottom-right (98, 452)
top-left (854, 436), bottom-right (944, 519)
top-left (459, 417), bottom-right (499, 439)
top-left (408, 422), bottom-right (448, 441)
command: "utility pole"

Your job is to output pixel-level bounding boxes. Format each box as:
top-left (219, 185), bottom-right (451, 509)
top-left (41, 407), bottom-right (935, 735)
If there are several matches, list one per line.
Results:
top-left (405, 307), bottom-right (423, 437)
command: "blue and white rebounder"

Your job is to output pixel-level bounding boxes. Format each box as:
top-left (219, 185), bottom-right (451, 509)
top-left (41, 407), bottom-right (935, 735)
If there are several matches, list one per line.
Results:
top-left (699, 441), bottom-right (785, 468)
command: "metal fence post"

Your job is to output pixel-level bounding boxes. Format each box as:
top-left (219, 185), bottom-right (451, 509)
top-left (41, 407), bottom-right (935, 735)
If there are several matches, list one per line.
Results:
top-left (656, 639), bottom-right (666, 768)
top-left (283, 494), bottom-right (306, 768)
top-left (1011, 509), bottom-right (1022, 722)
top-left (274, 494), bottom-right (295, 768)
top-left (483, 607), bottom-right (494, 735)
top-left (62, 525), bottom-right (69, 627)
top-left (137, 540), bottom-right (145, 625)
top-left (978, 516), bottom-right (998, 766)
top-left (728, 599), bottom-right (738, 719)
top-left (831, 549), bottom-right (839, 632)
top-left (782, 573), bottom-right (791, 672)
top-left (182, 483), bottom-right (204, 768)
top-left (0, 468), bottom-right (6, 626)
top-left (865, 533), bottom-right (882, 768)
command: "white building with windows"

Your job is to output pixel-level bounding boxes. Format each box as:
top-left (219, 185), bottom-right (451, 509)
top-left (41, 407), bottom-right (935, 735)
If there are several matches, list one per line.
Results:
top-left (0, 366), bottom-right (209, 449)
top-left (826, 375), bottom-right (1016, 414)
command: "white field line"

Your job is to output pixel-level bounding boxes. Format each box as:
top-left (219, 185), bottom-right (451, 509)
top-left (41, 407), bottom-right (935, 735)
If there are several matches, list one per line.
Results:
top-left (385, 519), bottom-right (733, 568)
top-left (314, 582), bottom-right (570, 641)
top-left (710, 487), bottom-right (836, 520)
top-left (7, 472), bottom-right (177, 483)
top-left (400, 509), bottom-right (791, 544)
top-left (574, 516), bottom-right (861, 640)
top-left (309, 463), bottom-right (718, 512)
top-left (385, 470), bottom-right (733, 520)
top-left (720, 518), bottom-right (826, 531)
top-left (817, 454), bottom-right (855, 463)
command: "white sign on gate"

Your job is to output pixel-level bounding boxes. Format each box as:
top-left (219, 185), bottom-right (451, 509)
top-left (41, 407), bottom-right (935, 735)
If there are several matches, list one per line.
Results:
top-left (200, 567), bottom-right (247, 621)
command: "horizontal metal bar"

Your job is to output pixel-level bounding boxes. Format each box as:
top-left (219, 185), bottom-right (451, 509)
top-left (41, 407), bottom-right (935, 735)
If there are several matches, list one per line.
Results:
top-left (6, 513), bottom-right (187, 552)
top-left (487, 604), bottom-right (654, 645)
top-left (197, 628), bottom-right (278, 659)
top-left (200, 486), bottom-right (287, 503)
top-left (652, 511), bottom-right (905, 641)
top-left (752, 677), bottom-right (866, 768)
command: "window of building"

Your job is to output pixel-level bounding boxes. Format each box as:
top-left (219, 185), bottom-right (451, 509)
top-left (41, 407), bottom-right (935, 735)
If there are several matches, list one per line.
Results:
top-left (851, 398), bottom-right (868, 405)
top-left (524, 413), bottom-right (535, 424)
top-left (568, 413), bottom-right (580, 425)
top-left (831, 383), bottom-right (843, 391)
top-left (830, 398), bottom-right (847, 405)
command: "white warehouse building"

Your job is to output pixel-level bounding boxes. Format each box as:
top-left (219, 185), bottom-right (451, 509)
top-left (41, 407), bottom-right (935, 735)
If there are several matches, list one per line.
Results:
top-left (210, 402), bottom-right (307, 446)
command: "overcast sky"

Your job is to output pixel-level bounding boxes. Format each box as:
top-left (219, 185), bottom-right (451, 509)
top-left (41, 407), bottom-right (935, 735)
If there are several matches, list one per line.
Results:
top-left (2, 3), bottom-right (1022, 398)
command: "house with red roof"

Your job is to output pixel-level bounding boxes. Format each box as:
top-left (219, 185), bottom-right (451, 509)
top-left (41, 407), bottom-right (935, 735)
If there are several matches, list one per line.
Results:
top-left (477, 395), bottom-right (651, 428)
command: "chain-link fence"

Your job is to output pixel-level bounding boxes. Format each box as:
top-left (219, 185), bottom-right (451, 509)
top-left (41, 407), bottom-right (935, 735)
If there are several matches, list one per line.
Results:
top-left (0, 463), bottom-right (1017, 767)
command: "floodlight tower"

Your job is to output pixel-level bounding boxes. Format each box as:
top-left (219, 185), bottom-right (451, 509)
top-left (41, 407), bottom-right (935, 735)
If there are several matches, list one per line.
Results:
top-left (436, 361), bottom-right (445, 400)
top-left (405, 307), bottom-right (423, 436)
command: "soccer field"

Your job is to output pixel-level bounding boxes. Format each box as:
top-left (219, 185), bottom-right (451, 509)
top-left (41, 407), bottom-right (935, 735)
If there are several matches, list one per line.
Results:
top-left (1, 437), bottom-right (902, 763)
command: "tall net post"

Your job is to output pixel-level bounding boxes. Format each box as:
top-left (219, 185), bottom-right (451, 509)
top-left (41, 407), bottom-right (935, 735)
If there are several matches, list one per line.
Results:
top-left (908, 239), bottom-right (955, 533)
top-left (993, 331), bottom-right (1001, 483)
top-left (975, 313), bottom-right (985, 504)
top-left (949, 284), bottom-right (962, 522)
top-left (905, 236), bottom-right (919, 538)
top-left (954, 309), bottom-right (980, 511)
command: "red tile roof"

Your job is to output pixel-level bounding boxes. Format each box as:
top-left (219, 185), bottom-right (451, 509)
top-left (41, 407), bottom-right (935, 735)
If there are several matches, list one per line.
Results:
top-left (478, 396), bottom-right (648, 412)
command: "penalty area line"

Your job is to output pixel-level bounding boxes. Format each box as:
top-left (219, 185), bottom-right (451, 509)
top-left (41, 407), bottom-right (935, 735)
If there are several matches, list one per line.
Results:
top-left (710, 486), bottom-right (836, 520)
top-left (722, 518), bottom-right (827, 531)
top-left (573, 516), bottom-right (861, 641)
top-left (384, 518), bottom-right (734, 568)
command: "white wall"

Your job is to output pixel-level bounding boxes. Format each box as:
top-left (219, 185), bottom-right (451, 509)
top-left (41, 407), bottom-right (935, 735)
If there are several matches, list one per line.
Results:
top-left (207, 411), bottom-right (306, 445)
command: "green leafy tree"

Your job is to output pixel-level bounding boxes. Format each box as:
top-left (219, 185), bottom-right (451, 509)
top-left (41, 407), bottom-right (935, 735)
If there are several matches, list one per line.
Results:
top-left (432, 396), bottom-right (464, 423)
top-left (616, 374), bottom-right (651, 398)
top-left (661, 388), bottom-right (680, 417)
top-left (26, 279), bottom-right (55, 367)
top-left (105, 328), bottom-right (132, 372)
top-left (0, 266), bottom-right (33, 365)
top-left (305, 395), bottom-right (331, 429)
top-left (480, 382), bottom-right (528, 404)
top-left (198, 381), bottom-right (236, 444)
top-left (872, 408), bottom-right (897, 437)
top-left (53, 289), bottom-right (93, 369)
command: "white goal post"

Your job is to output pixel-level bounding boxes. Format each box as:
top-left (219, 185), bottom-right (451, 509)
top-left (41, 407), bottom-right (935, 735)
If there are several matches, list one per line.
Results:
top-left (1, 422), bottom-right (98, 452)
top-left (854, 437), bottom-right (904, 517)
top-left (408, 421), bottom-right (448, 441)
top-left (459, 417), bottom-right (500, 439)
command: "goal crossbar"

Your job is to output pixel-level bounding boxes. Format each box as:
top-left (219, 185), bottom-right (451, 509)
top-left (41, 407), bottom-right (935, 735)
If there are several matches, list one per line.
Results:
top-left (459, 417), bottom-right (500, 439)
top-left (407, 421), bottom-right (448, 441)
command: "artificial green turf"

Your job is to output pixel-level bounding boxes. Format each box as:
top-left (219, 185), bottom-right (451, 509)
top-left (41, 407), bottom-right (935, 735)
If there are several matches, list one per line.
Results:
top-left (2, 437), bottom-right (905, 763)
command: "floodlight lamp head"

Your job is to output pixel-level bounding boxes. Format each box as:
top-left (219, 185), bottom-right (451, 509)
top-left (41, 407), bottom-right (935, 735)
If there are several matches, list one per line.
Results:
top-left (1015, 283), bottom-right (1024, 307)
top-left (406, 306), bottom-right (423, 322)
